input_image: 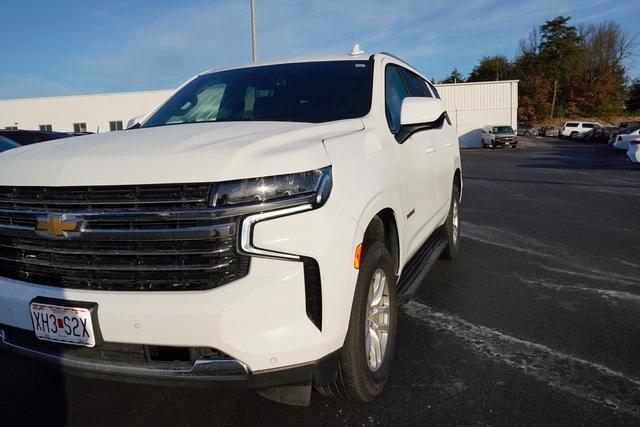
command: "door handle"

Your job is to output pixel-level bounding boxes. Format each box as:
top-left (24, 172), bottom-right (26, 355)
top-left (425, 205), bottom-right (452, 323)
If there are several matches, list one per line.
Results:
top-left (426, 148), bottom-right (435, 154)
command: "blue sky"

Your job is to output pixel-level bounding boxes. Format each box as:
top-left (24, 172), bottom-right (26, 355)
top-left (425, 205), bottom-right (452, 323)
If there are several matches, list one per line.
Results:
top-left (1, 0), bottom-right (638, 99)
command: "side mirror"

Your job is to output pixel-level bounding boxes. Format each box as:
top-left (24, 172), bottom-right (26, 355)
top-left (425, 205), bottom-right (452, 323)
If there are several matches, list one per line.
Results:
top-left (126, 115), bottom-right (144, 129)
top-left (396, 97), bottom-right (446, 143)
top-left (400, 97), bottom-right (445, 126)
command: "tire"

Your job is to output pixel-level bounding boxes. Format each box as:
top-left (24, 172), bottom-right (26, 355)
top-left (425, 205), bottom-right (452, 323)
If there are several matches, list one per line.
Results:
top-left (570, 132), bottom-right (578, 139)
top-left (441, 185), bottom-right (461, 260)
top-left (316, 241), bottom-right (397, 402)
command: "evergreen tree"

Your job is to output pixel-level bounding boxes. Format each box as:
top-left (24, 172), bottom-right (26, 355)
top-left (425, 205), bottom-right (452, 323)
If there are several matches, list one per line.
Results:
top-left (440, 68), bottom-right (465, 84)
top-left (627, 78), bottom-right (640, 113)
top-left (467, 55), bottom-right (511, 82)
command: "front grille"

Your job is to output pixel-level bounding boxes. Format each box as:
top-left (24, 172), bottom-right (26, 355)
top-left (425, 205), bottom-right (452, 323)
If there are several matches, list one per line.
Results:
top-left (0, 183), bottom-right (212, 210)
top-left (0, 184), bottom-right (250, 291)
top-left (496, 137), bottom-right (516, 143)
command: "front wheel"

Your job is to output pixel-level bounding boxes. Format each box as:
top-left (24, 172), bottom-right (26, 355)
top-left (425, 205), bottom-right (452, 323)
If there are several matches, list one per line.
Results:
top-left (316, 241), bottom-right (397, 402)
top-left (441, 185), bottom-right (461, 259)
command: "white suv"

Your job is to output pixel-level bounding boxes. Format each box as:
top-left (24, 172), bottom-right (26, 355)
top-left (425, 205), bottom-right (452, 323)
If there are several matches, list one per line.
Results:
top-left (560, 121), bottom-right (602, 139)
top-left (0, 52), bottom-right (461, 405)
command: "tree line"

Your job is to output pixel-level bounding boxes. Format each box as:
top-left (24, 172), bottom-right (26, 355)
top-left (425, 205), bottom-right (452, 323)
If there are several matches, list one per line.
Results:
top-left (439, 16), bottom-right (639, 121)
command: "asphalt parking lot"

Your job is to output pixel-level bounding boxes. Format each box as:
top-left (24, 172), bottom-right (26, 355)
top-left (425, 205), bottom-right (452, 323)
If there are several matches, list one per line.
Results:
top-left (1, 136), bottom-right (639, 425)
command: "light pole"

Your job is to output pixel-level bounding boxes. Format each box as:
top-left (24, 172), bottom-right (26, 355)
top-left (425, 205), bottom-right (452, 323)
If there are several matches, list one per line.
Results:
top-left (250, 0), bottom-right (258, 63)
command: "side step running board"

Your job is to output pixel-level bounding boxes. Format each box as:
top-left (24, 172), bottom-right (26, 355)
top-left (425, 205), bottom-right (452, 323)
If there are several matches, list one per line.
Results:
top-left (396, 226), bottom-right (448, 303)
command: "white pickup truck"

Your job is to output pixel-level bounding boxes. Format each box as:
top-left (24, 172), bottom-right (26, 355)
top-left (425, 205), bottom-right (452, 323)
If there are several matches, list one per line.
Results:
top-left (0, 51), bottom-right (462, 405)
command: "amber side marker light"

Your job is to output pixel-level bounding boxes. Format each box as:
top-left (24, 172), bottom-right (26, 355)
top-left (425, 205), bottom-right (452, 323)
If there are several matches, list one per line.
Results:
top-left (354, 243), bottom-right (363, 269)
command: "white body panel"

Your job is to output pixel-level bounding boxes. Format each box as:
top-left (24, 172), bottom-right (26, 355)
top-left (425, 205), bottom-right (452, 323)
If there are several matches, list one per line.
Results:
top-left (627, 140), bottom-right (640, 163)
top-left (0, 53), bottom-right (461, 375)
top-left (0, 120), bottom-right (364, 186)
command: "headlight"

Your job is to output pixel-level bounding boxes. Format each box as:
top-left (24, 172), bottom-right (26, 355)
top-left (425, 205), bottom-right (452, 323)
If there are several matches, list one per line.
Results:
top-left (213, 166), bottom-right (332, 207)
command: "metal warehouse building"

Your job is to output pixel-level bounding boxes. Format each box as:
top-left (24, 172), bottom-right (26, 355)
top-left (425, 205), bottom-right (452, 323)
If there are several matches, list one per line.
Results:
top-left (0, 80), bottom-right (517, 148)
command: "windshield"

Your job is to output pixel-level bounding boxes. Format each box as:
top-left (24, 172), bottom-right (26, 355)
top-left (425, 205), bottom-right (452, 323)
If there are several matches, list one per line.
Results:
top-left (493, 126), bottom-right (514, 134)
top-left (142, 60), bottom-right (374, 128)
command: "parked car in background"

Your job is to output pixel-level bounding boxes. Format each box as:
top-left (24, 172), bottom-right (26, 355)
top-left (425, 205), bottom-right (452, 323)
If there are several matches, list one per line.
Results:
top-left (609, 124), bottom-right (640, 146)
top-left (482, 125), bottom-right (518, 148)
top-left (613, 127), bottom-right (640, 150)
top-left (0, 130), bottom-right (77, 146)
top-left (627, 136), bottom-right (640, 163)
top-left (0, 136), bottom-right (20, 153)
top-left (537, 125), bottom-right (559, 137)
top-left (559, 121), bottom-right (602, 139)
top-left (578, 126), bottom-right (615, 144)
top-left (619, 121), bottom-right (640, 131)
top-left (517, 123), bottom-right (534, 136)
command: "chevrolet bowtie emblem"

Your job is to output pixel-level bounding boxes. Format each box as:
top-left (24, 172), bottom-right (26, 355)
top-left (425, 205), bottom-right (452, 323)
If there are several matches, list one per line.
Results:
top-left (36, 216), bottom-right (80, 237)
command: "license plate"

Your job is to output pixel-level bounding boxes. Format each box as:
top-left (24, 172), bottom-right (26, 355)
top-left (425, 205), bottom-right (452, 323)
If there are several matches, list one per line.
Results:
top-left (30, 302), bottom-right (95, 347)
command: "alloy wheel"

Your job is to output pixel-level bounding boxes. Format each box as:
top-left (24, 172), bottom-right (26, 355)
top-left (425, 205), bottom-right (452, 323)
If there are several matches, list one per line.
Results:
top-left (365, 269), bottom-right (390, 372)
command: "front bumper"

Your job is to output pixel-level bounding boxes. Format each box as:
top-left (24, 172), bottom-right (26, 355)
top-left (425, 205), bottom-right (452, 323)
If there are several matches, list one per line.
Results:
top-left (0, 197), bottom-right (358, 383)
top-left (0, 324), bottom-right (340, 387)
top-left (489, 139), bottom-right (517, 147)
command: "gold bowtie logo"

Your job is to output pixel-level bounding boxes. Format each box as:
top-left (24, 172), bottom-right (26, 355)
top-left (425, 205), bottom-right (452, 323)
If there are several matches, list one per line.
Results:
top-left (36, 216), bottom-right (80, 236)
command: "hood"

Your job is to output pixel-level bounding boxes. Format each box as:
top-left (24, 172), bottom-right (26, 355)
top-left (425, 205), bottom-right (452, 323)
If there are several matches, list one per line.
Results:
top-left (0, 120), bottom-right (363, 186)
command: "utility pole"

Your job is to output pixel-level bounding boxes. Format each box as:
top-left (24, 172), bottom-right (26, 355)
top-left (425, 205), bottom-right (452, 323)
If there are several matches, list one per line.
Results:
top-left (550, 79), bottom-right (558, 119)
top-left (250, 0), bottom-right (258, 63)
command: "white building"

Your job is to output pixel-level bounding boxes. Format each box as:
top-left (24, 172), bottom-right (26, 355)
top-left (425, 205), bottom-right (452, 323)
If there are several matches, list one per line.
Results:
top-left (0, 80), bottom-right (517, 148)
top-left (437, 80), bottom-right (519, 148)
top-left (0, 90), bottom-right (173, 134)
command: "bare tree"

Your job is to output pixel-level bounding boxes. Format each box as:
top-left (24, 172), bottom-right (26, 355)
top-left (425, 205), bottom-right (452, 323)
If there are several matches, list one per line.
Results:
top-left (581, 21), bottom-right (637, 68)
top-left (519, 28), bottom-right (539, 56)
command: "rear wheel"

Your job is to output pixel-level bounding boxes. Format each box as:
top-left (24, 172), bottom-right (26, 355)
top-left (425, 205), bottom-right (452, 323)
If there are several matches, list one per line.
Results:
top-left (316, 241), bottom-right (397, 402)
top-left (570, 131), bottom-right (578, 139)
top-left (441, 185), bottom-right (461, 260)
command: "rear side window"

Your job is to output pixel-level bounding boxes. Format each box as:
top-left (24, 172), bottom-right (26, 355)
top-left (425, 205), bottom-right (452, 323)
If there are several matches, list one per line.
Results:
top-left (385, 65), bottom-right (410, 133)
top-left (566, 123), bottom-right (578, 127)
top-left (582, 123), bottom-right (594, 128)
top-left (399, 68), bottom-right (431, 97)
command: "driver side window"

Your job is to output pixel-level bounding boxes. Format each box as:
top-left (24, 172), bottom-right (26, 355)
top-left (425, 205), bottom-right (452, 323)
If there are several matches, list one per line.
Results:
top-left (385, 65), bottom-right (410, 133)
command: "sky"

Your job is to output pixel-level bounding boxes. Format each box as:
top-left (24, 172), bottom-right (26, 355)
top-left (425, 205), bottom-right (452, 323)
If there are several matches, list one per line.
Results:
top-left (1, 0), bottom-right (638, 99)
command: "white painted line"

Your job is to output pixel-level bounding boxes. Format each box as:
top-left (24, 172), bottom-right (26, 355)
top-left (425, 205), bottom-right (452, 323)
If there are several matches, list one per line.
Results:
top-left (404, 301), bottom-right (640, 416)
top-left (514, 274), bottom-right (640, 304)
top-left (461, 222), bottom-right (640, 287)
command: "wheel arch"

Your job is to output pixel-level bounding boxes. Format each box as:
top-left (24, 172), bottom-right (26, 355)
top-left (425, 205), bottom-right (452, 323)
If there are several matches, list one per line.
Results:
top-left (453, 168), bottom-right (462, 202)
top-left (362, 208), bottom-right (400, 274)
